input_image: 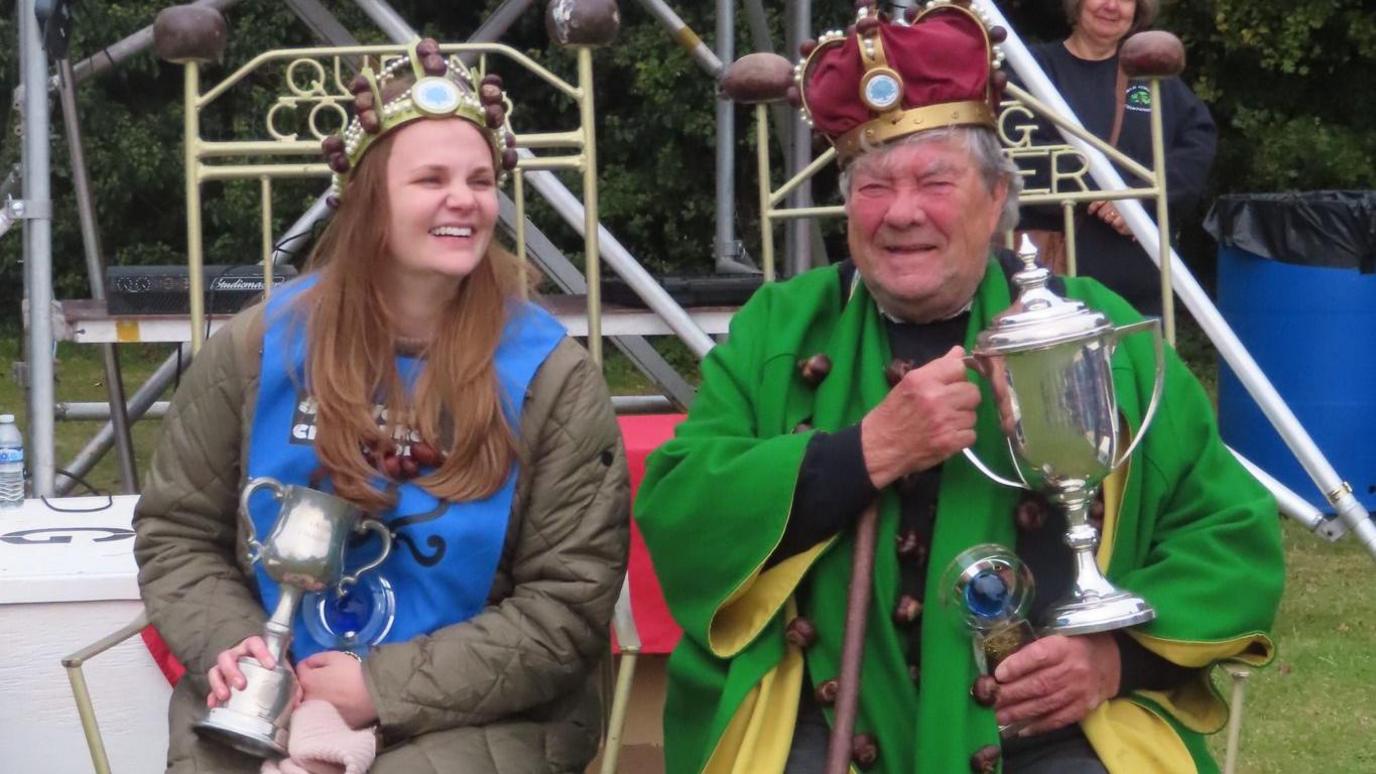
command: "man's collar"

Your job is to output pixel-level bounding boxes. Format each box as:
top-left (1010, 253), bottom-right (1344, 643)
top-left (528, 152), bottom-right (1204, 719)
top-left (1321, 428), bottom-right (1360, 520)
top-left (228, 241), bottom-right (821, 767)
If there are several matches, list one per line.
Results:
top-left (849, 269), bottom-right (974, 324)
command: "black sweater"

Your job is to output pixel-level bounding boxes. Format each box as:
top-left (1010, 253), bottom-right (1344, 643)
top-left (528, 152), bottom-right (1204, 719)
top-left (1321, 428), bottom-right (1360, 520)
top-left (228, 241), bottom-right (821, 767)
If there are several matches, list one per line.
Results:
top-left (1016, 42), bottom-right (1217, 315)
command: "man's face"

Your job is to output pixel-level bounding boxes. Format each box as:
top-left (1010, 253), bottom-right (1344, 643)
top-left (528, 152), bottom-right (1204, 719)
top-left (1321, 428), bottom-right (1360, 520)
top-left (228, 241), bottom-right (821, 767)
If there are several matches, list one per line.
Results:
top-left (845, 136), bottom-right (1007, 321)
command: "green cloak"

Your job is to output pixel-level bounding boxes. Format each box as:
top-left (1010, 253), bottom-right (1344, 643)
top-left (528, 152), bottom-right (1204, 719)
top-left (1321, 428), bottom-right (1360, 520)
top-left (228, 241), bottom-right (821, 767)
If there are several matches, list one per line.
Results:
top-left (635, 258), bottom-right (1283, 773)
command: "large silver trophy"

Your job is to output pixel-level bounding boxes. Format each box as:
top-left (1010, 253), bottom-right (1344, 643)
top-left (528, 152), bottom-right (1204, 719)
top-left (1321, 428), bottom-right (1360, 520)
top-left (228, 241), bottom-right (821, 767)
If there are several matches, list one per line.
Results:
top-left (964, 236), bottom-right (1165, 635)
top-left (194, 477), bottom-right (392, 758)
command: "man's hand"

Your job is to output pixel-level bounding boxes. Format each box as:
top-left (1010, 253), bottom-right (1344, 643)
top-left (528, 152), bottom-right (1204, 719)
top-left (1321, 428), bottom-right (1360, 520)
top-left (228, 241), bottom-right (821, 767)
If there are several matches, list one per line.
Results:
top-left (298, 651), bottom-right (380, 729)
top-left (860, 345), bottom-right (980, 489)
top-left (993, 634), bottom-right (1121, 736)
top-left (206, 635), bottom-right (277, 709)
top-left (1087, 200), bottom-right (1131, 236)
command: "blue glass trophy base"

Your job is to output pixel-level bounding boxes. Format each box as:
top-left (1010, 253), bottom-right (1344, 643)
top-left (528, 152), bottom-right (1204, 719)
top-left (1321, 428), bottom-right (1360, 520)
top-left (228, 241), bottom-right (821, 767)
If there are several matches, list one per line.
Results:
top-left (303, 573), bottom-right (396, 654)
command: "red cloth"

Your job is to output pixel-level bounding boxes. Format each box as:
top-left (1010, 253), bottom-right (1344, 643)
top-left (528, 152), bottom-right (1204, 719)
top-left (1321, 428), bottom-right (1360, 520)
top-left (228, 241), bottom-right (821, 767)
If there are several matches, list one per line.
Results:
top-left (143, 413), bottom-right (688, 683)
top-left (615, 414), bottom-right (686, 654)
top-left (141, 625), bottom-right (186, 685)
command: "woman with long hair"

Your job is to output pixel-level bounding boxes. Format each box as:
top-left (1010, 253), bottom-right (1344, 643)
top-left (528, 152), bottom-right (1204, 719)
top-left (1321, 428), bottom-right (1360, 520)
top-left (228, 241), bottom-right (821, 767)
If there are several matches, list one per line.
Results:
top-left (134, 39), bottom-right (630, 773)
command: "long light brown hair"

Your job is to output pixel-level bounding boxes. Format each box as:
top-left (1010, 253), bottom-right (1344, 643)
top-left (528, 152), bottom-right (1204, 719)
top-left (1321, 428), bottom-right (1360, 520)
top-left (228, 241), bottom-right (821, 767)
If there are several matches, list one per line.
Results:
top-left (297, 127), bottom-right (523, 512)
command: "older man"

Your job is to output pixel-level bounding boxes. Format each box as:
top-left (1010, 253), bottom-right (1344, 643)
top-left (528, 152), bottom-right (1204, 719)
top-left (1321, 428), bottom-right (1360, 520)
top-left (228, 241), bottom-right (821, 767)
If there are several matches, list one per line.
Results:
top-left (635, 3), bottom-right (1282, 773)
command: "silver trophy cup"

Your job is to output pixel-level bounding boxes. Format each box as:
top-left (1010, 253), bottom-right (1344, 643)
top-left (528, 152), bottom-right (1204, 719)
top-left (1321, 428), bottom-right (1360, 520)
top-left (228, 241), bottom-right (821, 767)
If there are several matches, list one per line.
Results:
top-left (964, 236), bottom-right (1165, 635)
top-left (193, 477), bottom-right (392, 758)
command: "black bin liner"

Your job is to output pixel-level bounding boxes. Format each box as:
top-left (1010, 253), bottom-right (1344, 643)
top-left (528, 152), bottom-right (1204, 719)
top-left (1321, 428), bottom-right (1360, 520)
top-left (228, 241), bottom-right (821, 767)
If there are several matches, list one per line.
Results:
top-left (1204, 191), bottom-right (1376, 273)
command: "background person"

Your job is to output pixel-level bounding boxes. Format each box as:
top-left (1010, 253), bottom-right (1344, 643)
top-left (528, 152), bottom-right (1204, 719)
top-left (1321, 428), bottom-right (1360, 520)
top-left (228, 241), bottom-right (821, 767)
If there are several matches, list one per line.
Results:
top-left (1018, 0), bottom-right (1216, 315)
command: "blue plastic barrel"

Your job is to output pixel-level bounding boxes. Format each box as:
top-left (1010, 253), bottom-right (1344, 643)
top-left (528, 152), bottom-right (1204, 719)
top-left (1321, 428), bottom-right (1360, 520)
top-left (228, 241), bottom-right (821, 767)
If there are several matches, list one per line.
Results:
top-left (1216, 245), bottom-right (1376, 511)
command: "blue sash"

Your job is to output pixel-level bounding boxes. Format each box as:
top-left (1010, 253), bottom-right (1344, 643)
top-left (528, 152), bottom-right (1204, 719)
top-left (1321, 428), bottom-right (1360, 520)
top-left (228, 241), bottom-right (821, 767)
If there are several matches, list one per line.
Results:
top-left (246, 277), bottom-right (565, 659)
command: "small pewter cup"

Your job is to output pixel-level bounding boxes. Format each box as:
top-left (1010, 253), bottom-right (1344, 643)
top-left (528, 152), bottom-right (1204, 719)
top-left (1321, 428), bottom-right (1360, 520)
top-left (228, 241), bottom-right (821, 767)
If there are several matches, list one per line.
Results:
top-left (964, 237), bottom-right (1165, 636)
top-left (193, 477), bottom-right (391, 758)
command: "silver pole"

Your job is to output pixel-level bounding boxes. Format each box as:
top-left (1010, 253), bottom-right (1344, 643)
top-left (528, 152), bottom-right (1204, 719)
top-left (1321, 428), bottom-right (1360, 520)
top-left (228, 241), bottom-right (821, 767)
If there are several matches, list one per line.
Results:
top-left (56, 346), bottom-right (191, 494)
top-left (632, 0), bottom-right (724, 77)
top-left (713, 0), bottom-right (738, 271)
top-left (977, 0), bottom-right (1376, 558)
top-left (461, 0), bottom-right (537, 65)
top-left (519, 152), bottom-right (716, 358)
top-left (742, 0), bottom-right (796, 180)
top-left (55, 58), bottom-right (139, 493)
top-left (611, 395), bottom-right (676, 414)
top-left (60, 0), bottom-right (241, 88)
top-left (57, 401), bottom-right (171, 421)
top-left (1231, 447), bottom-right (1332, 537)
top-left (785, 0), bottom-right (813, 277)
top-left (21, 0), bottom-right (56, 496)
top-left (349, 0), bottom-right (417, 43)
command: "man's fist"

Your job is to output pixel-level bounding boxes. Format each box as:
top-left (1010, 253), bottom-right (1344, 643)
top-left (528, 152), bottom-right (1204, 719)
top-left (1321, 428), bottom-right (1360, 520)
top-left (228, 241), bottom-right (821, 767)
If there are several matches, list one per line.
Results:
top-left (861, 345), bottom-right (981, 489)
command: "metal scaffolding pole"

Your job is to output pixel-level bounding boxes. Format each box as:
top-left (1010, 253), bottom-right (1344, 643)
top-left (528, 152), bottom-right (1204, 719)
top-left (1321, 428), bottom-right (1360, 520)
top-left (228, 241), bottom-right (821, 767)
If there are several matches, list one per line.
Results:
top-left (59, 0), bottom-right (241, 89)
top-left (784, 0), bottom-right (813, 277)
top-left (633, 0), bottom-right (724, 77)
top-left (713, 0), bottom-right (739, 272)
top-left (55, 58), bottom-right (139, 493)
top-left (20, 0), bottom-right (56, 496)
top-left (499, 194), bottom-right (697, 407)
top-left (350, 0), bottom-right (417, 43)
top-left (976, 0), bottom-right (1376, 558)
top-left (742, 0), bottom-right (791, 147)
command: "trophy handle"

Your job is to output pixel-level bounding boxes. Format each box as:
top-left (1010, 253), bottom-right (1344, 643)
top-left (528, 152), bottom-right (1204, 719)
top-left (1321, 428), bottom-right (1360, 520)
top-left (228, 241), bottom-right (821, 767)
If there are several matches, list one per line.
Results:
top-left (1109, 319), bottom-right (1166, 469)
top-left (961, 353), bottom-right (1031, 490)
top-left (239, 477), bottom-right (285, 563)
top-left (339, 519), bottom-right (393, 589)
top-left (961, 447), bottom-right (1031, 490)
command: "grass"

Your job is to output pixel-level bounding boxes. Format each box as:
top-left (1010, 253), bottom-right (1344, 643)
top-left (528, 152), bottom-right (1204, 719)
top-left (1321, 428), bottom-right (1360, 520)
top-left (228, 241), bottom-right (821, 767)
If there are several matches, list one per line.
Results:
top-left (2, 334), bottom-right (1372, 771)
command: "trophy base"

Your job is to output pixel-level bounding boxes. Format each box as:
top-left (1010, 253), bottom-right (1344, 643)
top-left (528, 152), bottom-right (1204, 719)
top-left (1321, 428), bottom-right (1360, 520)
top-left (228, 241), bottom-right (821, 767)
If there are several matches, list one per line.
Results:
top-left (1044, 591), bottom-right (1155, 636)
top-left (193, 707), bottom-right (289, 759)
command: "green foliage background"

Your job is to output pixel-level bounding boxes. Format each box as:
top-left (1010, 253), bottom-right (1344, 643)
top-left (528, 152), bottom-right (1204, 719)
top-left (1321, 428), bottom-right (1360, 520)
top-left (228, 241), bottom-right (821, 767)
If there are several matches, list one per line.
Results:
top-left (0, 0), bottom-right (1372, 315)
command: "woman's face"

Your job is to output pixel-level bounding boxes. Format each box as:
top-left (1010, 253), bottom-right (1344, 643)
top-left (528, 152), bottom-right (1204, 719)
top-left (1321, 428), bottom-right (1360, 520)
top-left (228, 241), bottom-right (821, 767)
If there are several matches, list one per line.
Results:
top-left (384, 118), bottom-right (498, 285)
top-left (1076, 0), bottom-right (1136, 44)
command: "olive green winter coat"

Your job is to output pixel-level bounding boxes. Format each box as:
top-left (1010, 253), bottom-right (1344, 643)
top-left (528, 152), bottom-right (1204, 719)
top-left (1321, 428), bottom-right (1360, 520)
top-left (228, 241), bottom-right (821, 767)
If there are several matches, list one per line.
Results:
top-left (134, 304), bottom-right (631, 774)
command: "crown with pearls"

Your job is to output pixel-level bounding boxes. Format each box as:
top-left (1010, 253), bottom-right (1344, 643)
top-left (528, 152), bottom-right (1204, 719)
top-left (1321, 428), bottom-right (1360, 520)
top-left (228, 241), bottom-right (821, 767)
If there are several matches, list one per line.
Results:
top-left (321, 38), bottom-right (518, 205)
top-left (793, 0), bottom-right (1009, 165)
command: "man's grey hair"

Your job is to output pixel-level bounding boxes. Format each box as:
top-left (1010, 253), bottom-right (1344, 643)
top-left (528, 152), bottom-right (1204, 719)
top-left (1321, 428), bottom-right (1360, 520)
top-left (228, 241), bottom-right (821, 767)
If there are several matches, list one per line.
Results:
top-left (1062, 0), bottom-right (1158, 38)
top-left (838, 126), bottom-right (1023, 233)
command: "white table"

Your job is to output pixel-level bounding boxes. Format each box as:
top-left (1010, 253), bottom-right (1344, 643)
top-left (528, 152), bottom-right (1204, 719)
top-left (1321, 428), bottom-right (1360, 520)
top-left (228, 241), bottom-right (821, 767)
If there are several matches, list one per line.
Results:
top-left (0, 495), bottom-right (170, 773)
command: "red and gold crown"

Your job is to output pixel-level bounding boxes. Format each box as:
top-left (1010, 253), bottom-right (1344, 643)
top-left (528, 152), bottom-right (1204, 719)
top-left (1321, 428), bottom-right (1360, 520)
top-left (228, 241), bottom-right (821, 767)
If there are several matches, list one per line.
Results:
top-left (321, 37), bottom-right (518, 206)
top-left (795, 0), bottom-right (1009, 165)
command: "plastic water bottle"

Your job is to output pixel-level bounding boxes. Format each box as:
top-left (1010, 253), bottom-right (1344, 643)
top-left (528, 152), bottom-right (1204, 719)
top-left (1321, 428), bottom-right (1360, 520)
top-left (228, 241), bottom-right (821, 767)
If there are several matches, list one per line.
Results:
top-left (0, 414), bottom-right (25, 508)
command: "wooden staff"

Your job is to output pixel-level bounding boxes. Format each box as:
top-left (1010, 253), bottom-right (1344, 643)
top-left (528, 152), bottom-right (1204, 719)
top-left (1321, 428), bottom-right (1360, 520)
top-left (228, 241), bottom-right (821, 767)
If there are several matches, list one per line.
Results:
top-left (825, 502), bottom-right (880, 774)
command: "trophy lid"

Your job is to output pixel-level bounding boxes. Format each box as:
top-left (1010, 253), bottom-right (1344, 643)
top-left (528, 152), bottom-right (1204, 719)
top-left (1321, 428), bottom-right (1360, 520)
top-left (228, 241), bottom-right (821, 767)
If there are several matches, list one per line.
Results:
top-left (974, 235), bottom-right (1114, 354)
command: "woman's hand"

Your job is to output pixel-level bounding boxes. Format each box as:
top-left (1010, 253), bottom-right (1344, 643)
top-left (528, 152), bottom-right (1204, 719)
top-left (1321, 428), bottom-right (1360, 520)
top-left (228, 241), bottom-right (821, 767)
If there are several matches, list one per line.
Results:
top-left (297, 651), bottom-right (380, 729)
top-left (992, 633), bottom-right (1121, 736)
top-left (1087, 200), bottom-right (1132, 236)
top-left (206, 635), bottom-right (278, 708)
